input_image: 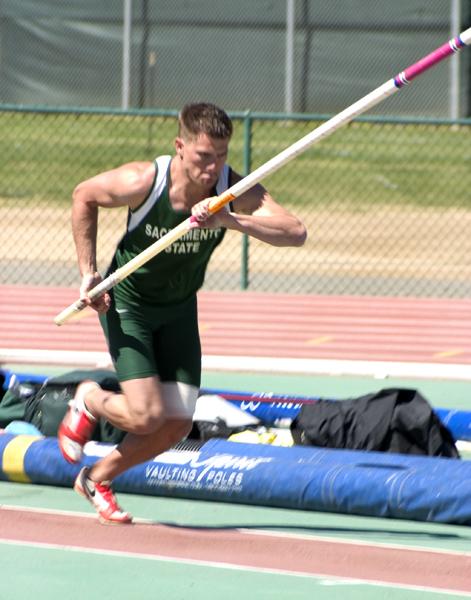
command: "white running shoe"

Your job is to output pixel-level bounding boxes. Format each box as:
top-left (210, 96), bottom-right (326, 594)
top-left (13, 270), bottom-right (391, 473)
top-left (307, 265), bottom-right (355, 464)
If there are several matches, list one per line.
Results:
top-left (74, 466), bottom-right (133, 525)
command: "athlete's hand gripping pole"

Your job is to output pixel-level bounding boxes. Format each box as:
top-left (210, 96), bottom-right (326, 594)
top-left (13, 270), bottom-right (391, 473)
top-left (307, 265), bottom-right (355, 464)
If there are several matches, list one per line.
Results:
top-left (54, 27), bottom-right (471, 326)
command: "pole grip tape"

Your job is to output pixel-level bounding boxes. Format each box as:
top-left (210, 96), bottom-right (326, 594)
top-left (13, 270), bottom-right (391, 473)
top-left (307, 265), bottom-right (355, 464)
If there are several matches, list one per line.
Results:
top-left (209, 192), bottom-right (236, 214)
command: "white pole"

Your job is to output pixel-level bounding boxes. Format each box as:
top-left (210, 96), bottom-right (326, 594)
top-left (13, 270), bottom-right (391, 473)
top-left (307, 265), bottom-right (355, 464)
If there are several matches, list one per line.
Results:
top-left (450, 0), bottom-right (461, 119)
top-left (121, 0), bottom-right (132, 109)
top-left (284, 0), bottom-right (295, 113)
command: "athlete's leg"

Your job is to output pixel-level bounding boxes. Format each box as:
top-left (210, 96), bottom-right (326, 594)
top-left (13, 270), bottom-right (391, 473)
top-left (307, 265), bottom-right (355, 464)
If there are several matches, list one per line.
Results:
top-left (85, 376), bottom-right (195, 482)
top-left (61, 295), bottom-right (201, 522)
top-left (69, 377), bottom-right (197, 524)
top-left (83, 375), bottom-right (165, 434)
top-left (58, 375), bottom-right (167, 464)
top-left (88, 419), bottom-right (192, 483)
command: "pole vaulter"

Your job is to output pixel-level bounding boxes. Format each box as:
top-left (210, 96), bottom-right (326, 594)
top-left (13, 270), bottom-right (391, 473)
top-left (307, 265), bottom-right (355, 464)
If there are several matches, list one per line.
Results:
top-left (55, 27), bottom-right (471, 326)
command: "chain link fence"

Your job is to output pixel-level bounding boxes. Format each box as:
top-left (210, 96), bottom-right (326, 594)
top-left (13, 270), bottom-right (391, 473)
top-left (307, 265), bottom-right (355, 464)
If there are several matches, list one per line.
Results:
top-left (1, 1), bottom-right (470, 298)
top-left (1, 107), bottom-right (470, 297)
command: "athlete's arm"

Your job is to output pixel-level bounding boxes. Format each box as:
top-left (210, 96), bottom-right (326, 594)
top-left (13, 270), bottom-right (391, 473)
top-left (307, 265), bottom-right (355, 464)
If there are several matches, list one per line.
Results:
top-left (71, 161), bottom-right (156, 310)
top-left (191, 170), bottom-right (307, 247)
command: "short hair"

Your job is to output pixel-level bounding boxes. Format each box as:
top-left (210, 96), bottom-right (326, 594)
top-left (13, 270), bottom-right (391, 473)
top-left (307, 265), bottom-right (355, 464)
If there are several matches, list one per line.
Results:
top-left (178, 102), bottom-right (233, 141)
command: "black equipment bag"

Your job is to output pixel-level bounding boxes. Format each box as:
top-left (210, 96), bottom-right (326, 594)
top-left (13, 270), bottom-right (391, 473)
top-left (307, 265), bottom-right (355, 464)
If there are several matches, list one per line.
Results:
top-left (290, 387), bottom-right (460, 458)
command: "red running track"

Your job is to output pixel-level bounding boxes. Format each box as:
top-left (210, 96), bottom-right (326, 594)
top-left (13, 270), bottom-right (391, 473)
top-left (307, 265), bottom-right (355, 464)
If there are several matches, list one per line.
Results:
top-left (1, 507), bottom-right (470, 594)
top-left (0, 284), bottom-right (470, 365)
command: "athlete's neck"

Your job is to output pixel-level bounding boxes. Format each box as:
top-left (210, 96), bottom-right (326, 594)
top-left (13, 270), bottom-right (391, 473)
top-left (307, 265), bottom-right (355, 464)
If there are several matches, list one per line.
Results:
top-left (169, 156), bottom-right (215, 212)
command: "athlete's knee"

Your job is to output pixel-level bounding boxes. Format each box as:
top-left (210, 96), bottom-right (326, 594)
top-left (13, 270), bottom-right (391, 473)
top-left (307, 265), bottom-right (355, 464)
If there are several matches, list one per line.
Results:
top-left (127, 403), bottom-right (165, 435)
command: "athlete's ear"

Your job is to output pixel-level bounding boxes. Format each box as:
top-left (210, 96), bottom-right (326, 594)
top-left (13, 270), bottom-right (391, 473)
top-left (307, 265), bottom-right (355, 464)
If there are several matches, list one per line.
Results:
top-left (175, 137), bottom-right (184, 159)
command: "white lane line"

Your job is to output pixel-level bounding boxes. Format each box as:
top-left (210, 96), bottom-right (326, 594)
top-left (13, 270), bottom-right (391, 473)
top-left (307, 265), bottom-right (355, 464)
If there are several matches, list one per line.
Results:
top-left (0, 537), bottom-right (470, 597)
top-left (1, 348), bottom-right (471, 380)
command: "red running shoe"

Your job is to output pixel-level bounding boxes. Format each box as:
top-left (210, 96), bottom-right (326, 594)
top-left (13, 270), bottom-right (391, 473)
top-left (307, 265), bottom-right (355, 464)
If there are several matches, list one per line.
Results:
top-left (58, 381), bottom-right (99, 464)
top-left (74, 467), bottom-right (133, 525)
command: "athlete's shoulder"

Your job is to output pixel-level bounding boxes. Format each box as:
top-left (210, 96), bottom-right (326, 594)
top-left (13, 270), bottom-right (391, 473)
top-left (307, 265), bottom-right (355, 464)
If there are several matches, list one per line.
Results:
top-left (107, 161), bottom-right (156, 210)
top-left (112, 160), bottom-right (154, 185)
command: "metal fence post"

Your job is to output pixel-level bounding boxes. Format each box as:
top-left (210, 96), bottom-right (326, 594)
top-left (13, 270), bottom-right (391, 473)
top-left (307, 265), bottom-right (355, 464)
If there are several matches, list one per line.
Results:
top-left (240, 110), bottom-right (252, 289)
top-left (121, 0), bottom-right (132, 110)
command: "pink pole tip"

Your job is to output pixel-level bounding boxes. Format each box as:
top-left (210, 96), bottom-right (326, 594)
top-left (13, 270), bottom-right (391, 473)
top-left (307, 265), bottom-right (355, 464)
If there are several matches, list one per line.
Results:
top-left (394, 36), bottom-right (465, 88)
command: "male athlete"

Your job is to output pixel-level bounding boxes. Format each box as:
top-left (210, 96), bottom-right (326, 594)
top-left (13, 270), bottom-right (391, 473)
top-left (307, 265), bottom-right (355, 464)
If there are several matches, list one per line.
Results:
top-left (58, 102), bottom-right (307, 523)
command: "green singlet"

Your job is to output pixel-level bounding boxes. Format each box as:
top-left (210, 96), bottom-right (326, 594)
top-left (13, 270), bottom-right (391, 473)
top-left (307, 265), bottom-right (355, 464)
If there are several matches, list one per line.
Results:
top-left (99, 155), bottom-right (231, 387)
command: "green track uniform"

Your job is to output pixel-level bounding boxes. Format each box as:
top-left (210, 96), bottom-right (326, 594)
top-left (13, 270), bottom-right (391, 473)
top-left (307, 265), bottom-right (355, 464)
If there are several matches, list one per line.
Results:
top-left (100, 155), bottom-right (231, 400)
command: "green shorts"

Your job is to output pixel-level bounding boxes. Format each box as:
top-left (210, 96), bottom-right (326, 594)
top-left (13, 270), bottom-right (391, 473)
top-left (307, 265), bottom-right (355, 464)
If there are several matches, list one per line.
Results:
top-left (99, 293), bottom-right (201, 388)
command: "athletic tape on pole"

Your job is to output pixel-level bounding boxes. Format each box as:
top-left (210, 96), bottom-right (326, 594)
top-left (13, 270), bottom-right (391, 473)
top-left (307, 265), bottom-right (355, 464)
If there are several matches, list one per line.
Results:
top-left (54, 27), bottom-right (471, 326)
top-left (1, 434), bottom-right (471, 524)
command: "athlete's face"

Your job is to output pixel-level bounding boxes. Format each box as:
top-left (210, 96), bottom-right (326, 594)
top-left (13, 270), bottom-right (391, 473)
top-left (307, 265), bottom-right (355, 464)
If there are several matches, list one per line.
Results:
top-left (176, 133), bottom-right (229, 188)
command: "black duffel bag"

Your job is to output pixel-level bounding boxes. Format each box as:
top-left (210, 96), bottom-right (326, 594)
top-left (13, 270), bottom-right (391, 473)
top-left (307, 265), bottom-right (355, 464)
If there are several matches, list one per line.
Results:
top-left (290, 387), bottom-right (460, 458)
